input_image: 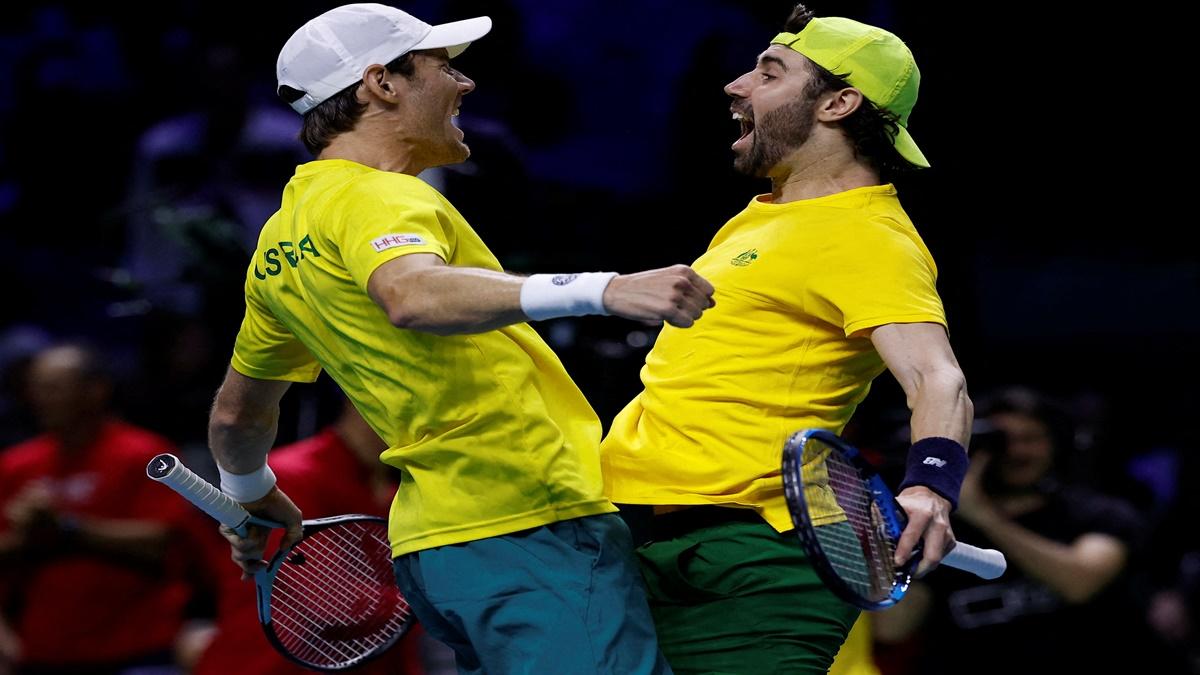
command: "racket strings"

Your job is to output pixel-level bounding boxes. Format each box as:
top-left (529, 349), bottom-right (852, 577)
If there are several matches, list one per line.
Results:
top-left (817, 450), bottom-right (897, 601)
top-left (278, 529), bottom-right (393, 617)
top-left (269, 521), bottom-right (411, 668)
top-left (272, 526), bottom-right (407, 664)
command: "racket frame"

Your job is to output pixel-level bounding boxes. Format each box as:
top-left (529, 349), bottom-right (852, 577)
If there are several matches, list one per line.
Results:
top-left (782, 428), bottom-right (916, 609)
top-left (147, 453), bottom-right (411, 671)
top-left (256, 514), bottom-right (411, 671)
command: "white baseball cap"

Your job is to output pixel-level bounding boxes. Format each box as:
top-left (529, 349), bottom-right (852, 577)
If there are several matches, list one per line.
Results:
top-left (277, 3), bottom-right (492, 115)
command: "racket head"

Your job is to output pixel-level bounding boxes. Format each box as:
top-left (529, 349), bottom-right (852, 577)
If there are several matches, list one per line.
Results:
top-left (782, 429), bottom-right (915, 610)
top-left (256, 515), bottom-right (413, 671)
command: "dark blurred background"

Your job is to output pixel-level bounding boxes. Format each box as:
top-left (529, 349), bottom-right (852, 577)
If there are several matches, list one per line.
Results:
top-left (1, 0), bottom-right (1197, 672)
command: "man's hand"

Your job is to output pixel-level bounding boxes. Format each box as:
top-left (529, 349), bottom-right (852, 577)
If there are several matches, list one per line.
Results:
top-left (895, 485), bottom-right (955, 577)
top-left (219, 486), bottom-right (303, 580)
top-left (4, 482), bottom-right (71, 556)
top-left (603, 265), bottom-right (716, 328)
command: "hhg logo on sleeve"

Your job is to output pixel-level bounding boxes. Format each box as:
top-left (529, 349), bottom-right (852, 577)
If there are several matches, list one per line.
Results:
top-left (371, 233), bottom-right (426, 252)
top-left (730, 248), bottom-right (759, 267)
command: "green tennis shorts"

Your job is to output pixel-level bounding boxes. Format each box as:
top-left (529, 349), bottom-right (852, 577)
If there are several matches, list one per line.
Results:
top-left (631, 507), bottom-right (860, 675)
top-left (392, 513), bottom-right (672, 674)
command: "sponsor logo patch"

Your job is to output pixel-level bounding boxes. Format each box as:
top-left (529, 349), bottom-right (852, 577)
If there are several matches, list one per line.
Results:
top-left (551, 274), bottom-right (579, 286)
top-left (371, 234), bottom-right (426, 252)
top-left (731, 248), bottom-right (759, 266)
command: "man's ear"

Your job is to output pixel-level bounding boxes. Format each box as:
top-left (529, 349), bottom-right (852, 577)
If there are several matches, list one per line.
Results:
top-left (361, 64), bottom-right (399, 104)
top-left (816, 87), bottom-right (865, 123)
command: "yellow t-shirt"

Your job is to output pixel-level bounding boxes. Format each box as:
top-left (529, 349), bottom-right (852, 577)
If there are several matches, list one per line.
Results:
top-left (601, 184), bottom-right (945, 532)
top-left (232, 159), bottom-right (615, 556)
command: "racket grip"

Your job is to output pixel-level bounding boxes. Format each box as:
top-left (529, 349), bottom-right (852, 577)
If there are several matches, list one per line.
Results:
top-left (942, 542), bottom-right (1007, 580)
top-left (147, 453), bottom-right (251, 530)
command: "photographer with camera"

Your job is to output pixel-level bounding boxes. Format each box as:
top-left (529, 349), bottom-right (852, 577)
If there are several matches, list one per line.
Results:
top-left (873, 387), bottom-right (1156, 675)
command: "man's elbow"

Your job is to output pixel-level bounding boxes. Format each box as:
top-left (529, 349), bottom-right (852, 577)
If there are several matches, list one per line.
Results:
top-left (209, 393), bottom-right (273, 438)
top-left (927, 367), bottom-right (969, 404)
top-left (380, 293), bottom-right (461, 335)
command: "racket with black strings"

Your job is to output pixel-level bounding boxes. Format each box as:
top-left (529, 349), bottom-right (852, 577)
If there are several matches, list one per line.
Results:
top-left (147, 453), bottom-right (413, 670)
top-left (782, 429), bottom-right (1007, 610)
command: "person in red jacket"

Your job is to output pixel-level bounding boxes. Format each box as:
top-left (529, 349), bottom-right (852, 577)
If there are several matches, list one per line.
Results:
top-left (0, 343), bottom-right (194, 674)
top-left (184, 396), bottom-right (426, 675)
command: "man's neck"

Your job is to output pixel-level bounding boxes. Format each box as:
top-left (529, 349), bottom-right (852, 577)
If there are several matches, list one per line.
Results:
top-left (766, 145), bottom-right (881, 204)
top-left (319, 127), bottom-right (426, 176)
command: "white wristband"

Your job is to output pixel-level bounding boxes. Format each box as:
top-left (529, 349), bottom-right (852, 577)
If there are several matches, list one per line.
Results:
top-left (520, 272), bottom-right (617, 321)
top-left (217, 464), bottom-right (277, 503)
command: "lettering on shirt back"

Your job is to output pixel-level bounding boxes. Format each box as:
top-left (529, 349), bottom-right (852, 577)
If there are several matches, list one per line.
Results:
top-left (254, 235), bottom-right (321, 280)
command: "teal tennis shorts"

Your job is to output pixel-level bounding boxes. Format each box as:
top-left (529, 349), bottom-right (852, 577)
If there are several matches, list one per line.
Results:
top-left (393, 513), bottom-right (672, 674)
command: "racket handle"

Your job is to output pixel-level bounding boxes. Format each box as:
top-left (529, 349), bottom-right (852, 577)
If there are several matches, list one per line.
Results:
top-left (942, 542), bottom-right (1007, 580)
top-left (147, 453), bottom-right (251, 530)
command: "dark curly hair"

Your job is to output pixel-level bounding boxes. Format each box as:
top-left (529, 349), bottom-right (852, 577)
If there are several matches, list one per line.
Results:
top-left (783, 4), bottom-right (921, 181)
top-left (280, 52), bottom-right (417, 156)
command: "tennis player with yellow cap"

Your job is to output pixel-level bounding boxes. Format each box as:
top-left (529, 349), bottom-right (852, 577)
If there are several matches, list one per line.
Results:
top-left (601, 5), bottom-right (973, 672)
top-left (207, 3), bottom-right (712, 673)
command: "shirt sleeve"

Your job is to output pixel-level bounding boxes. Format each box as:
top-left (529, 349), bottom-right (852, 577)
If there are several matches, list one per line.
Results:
top-left (231, 282), bottom-right (322, 382)
top-left (333, 174), bottom-right (455, 292)
top-left (804, 218), bottom-right (947, 337)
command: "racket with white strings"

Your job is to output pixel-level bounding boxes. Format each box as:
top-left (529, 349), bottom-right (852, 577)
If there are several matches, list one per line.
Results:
top-left (147, 453), bottom-right (413, 670)
top-left (782, 429), bottom-right (1006, 610)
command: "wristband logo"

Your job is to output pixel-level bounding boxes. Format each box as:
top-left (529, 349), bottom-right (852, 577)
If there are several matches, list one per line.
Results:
top-left (551, 274), bottom-right (579, 286)
top-left (923, 456), bottom-right (948, 468)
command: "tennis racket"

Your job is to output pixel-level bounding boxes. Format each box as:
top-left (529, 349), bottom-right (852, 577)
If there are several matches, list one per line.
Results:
top-left (146, 453), bottom-right (413, 671)
top-left (782, 429), bottom-right (1006, 610)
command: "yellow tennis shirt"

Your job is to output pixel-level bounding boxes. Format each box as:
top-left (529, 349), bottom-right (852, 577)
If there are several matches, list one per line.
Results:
top-left (601, 184), bottom-right (945, 531)
top-left (232, 159), bottom-right (615, 556)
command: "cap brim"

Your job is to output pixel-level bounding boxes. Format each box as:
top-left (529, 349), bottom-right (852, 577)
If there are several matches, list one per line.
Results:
top-left (894, 125), bottom-right (930, 169)
top-left (413, 16), bottom-right (492, 58)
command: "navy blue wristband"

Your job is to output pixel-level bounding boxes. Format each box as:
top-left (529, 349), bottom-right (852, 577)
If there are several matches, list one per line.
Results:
top-left (898, 437), bottom-right (969, 510)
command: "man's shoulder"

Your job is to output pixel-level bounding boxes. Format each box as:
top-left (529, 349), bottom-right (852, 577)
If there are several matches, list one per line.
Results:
top-left (338, 170), bottom-right (445, 206)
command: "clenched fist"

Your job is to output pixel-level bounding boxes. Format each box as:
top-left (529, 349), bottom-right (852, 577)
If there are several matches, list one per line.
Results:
top-left (603, 265), bottom-right (716, 328)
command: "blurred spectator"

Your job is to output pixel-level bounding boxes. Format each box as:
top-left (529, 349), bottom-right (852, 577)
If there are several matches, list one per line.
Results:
top-left (121, 39), bottom-right (307, 327)
top-left (180, 396), bottom-right (429, 675)
top-left (872, 387), bottom-right (1176, 674)
top-left (0, 343), bottom-right (194, 674)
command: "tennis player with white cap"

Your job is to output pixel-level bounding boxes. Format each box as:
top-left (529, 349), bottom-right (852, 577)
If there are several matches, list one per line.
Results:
top-left (207, 3), bottom-right (704, 672)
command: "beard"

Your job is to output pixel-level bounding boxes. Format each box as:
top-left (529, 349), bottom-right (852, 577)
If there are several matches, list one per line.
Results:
top-left (733, 95), bottom-right (819, 177)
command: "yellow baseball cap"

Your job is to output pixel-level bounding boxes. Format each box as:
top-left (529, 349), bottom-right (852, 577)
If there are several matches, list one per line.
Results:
top-left (771, 17), bottom-right (928, 168)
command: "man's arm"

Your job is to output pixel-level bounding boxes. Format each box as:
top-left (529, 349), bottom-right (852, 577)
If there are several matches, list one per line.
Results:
top-left (870, 322), bottom-right (973, 575)
top-left (208, 368), bottom-right (303, 577)
top-left (2, 483), bottom-right (171, 570)
top-left (956, 454), bottom-right (1129, 603)
top-left (366, 253), bottom-right (715, 335)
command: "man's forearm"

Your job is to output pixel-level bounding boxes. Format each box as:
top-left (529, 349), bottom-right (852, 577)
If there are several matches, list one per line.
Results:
top-left (970, 513), bottom-right (1126, 603)
top-left (68, 518), bottom-right (172, 567)
top-left (374, 266), bottom-right (528, 335)
top-left (209, 417), bottom-right (278, 473)
top-left (908, 369), bottom-right (972, 446)
top-left (209, 395), bottom-right (280, 473)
